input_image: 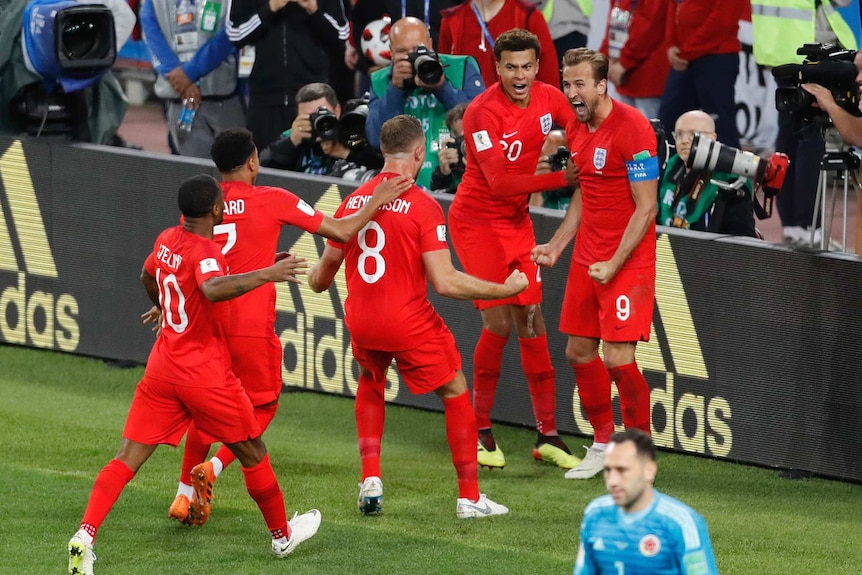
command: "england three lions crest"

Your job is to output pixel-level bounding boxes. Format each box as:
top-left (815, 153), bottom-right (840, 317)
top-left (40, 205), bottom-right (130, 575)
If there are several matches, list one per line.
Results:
top-left (540, 113), bottom-right (552, 135)
top-left (593, 148), bottom-right (607, 170)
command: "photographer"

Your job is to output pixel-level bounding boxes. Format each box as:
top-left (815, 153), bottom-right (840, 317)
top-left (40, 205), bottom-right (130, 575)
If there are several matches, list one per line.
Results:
top-left (657, 110), bottom-right (757, 237)
top-left (802, 50), bottom-right (862, 147)
top-left (530, 129), bottom-right (573, 210)
top-left (365, 16), bottom-right (485, 189)
top-left (260, 82), bottom-right (383, 175)
top-left (430, 103), bottom-right (467, 194)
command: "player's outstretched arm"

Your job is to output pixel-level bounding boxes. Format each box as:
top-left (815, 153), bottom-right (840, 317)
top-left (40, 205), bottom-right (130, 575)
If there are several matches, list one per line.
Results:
top-left (308, 245), bottom-right (345, 293)
top-left (202, 253), bottom-right (309, 301)
top-left (423, 249), bottom-right (528, 300)
top-left (316, 175), bottom-right (413, 242)
top-left (532, 187), bottom-right (582, 268)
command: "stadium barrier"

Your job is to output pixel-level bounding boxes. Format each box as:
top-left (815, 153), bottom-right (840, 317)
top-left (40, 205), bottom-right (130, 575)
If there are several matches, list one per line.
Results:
top-left (1, 136), bottom-right (861, 482)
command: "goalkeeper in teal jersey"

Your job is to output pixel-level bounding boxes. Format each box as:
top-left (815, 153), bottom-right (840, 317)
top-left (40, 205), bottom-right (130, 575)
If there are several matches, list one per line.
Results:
top-left (574, 429), bottom-right (719, 575)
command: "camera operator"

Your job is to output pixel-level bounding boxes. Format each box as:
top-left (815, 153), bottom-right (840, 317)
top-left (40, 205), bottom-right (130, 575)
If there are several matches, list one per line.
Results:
top-left (260, 82), bottom-right (383, 175)
top-left (802, 50), bottom-right (862, 147)
top-left (430, 103), bottom-right (467, 193)
top-left (365, 16), bottom-right (485, 189)
top-left (657, 110), bottom-right (757, 237)
top-left (752, 1), bottom-right (857, 246)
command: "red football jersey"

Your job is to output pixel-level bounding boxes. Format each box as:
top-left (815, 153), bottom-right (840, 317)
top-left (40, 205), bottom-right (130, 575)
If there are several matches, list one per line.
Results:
top-left (452, 81), bottom-right (573, 223)
top-left (566, 100), bottom-right (658, 268)
top-left (329, 173), bottom-right (450, 351)
top-left (215, 181), bottom-right (324, 337)
top-left (143, 226), bottom-right (232, 387)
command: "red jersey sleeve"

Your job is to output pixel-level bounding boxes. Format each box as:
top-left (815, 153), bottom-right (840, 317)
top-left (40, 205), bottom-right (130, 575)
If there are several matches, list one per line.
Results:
top-left (326, 197), bottom-right (349, 250)
top-left (417, 199), bottom-right (448, 254)
top-left (192, 242), bottom-right (228, 288)
top-left (144, 252), bottom-right (156, 276)
top-left (463, 101), bottom-right (566, 196)
top-left (268, 186), bottom-right (325, 233)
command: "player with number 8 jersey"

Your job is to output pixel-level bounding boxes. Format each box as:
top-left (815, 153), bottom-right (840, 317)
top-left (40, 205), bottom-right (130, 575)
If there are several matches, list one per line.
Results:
top-left (310, 115), bottom-right (529, 518)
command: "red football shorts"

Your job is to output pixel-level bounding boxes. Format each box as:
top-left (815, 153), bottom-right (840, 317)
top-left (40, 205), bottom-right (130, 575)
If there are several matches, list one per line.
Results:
top-left (123, 372), bottom-right (261, 446)
top-left (351, 321), bottom-right (462, 394)
top-left (559, 261), bottom-right (655, 342)
top-left (448, 214), bottom-right (543, 310)
top-left (227, 334), bottom-right (283, 406)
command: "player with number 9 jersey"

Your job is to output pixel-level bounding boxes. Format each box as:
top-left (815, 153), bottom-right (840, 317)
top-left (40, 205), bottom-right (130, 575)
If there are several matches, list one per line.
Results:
top-left (328, 173), bottom-right (450, 351)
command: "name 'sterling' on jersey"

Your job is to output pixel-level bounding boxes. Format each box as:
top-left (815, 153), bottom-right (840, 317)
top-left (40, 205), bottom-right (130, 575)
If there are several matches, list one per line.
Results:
top-left (345, 194), bottom-right (413, 215)
top-left (156, 244), bottom-right (183, 270)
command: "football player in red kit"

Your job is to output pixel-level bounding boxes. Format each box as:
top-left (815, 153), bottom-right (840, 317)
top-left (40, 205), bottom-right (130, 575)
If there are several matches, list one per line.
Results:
top-left (449, 28), bottom-right (580, 470)
top-left (533, 47), bottom-right (659, 480)
top-left (309, 115), bottom-right (529, 517)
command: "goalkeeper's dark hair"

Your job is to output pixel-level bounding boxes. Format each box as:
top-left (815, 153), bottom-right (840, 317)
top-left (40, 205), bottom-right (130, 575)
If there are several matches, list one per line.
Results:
top-left (211, 128), bottom-right (256, 173)
top-left (610, 428), bottom-right (656, 461)
top-left (178, 174), bottom-right (221, 218)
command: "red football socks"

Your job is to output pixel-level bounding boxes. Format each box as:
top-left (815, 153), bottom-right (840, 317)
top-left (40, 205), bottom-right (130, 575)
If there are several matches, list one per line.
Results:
top-left (443, 391), bottom-right (480, 501)
top-left (609, 362), bottom-right (651, 435)
top-left (472, 329), bottom-right (507, 429)
top-left (519, 334), bottom-right (557, 434)
top-left (355, 374), bottom-right (386, 480)
top-left (571, 356), bottom-right (615, 443)
top-left (80, 458), bottom-right (136, 541)
top-left (241, 454), bottom-right (288, 540)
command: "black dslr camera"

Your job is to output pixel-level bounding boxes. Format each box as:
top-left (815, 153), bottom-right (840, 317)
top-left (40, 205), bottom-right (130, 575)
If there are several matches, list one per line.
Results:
top-left (309, 106), bottom-right (339, 141)
top-left (445, 135), bottom-right (466, 173)
top-left (548, 147), bottom-right (570, 172)
top-left (340, 97), bottom-right (370, 148)
top-left (406, 44), bottom-right (444, 87)
top-left (772, 43), bottom-right (861, 125)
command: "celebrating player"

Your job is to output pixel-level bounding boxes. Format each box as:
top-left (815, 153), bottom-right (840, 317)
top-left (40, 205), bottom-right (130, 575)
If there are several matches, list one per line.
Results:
top-left (68, 175), bottom-right (320, 575)
top-left (532, 47), bottom-right (658, 480)
top-left (308, 115), bottom-right (528, 518)
top-left (448, 28), bottom-right (580, 470)
top-left (163, 128), bottom-right (409, 526)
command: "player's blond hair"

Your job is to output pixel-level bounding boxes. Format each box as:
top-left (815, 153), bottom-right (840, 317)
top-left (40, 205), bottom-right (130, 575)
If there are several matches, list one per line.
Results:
top-left (380, 115), bottom-right (424, 155)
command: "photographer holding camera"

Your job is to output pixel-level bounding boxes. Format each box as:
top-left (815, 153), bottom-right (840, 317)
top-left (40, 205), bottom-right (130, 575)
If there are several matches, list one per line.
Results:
top-left (752, 0), bottom-right (857, 247)
top-left (530, 129), bottom-right (573, 210)
top-left (430, 103), bottom-right (467, 193)
top-left (260, 82), bottom-right (383, 175)
top-left (365, 16), bottom-right (485, 189)
top-left (657, 110), bottom-right (757, 237)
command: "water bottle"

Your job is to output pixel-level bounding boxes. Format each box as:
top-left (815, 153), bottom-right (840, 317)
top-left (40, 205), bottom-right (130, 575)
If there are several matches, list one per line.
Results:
top-left (177, 98), bottom-right (196, 133)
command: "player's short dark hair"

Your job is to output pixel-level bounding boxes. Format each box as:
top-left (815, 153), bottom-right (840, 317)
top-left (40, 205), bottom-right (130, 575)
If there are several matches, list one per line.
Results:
top-left (610, 428), bottom-right (656, 461)
top-left (211, 128), bottom-right (256, 173)
top-left (178, 174), bottom-right (221, 218)
top-left (380, 115), bottom-right (424, 154)
top-left (296, 82), bottom-right (339, 108)
top-left (562, 47), bottom-right (609, 83)
top-left (494, 29), bottom-right (540, 62)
